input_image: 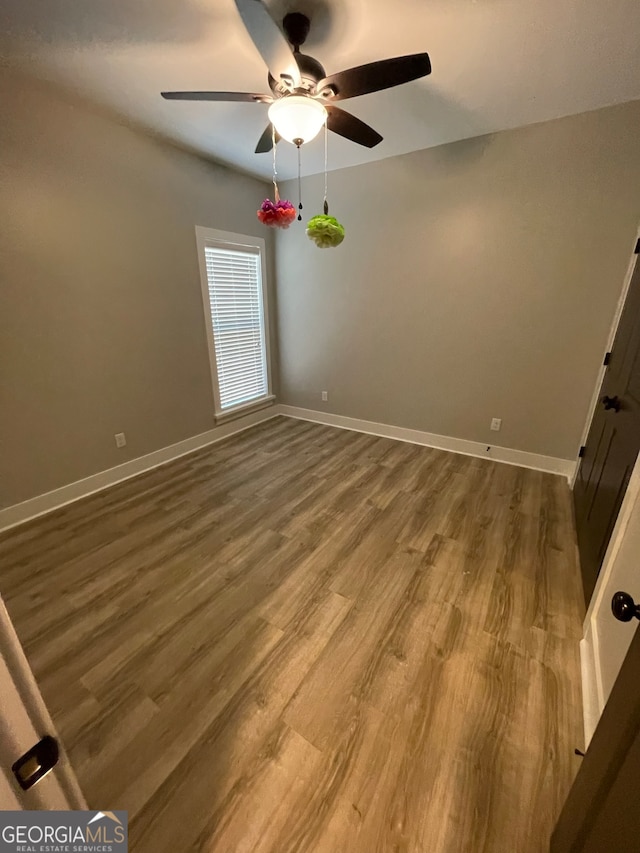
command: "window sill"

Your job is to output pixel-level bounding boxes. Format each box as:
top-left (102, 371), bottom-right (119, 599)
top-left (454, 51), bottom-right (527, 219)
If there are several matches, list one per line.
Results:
top-left (215, 395), bottom-right (276, 425)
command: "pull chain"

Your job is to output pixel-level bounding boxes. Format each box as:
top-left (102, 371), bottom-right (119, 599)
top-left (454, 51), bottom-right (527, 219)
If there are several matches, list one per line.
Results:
top-left (323, 119), bottom-right (329, 215)
top-left (297, 143), bottom-right (303, 220)
top-left (272, 124), bottom-right (279, 202)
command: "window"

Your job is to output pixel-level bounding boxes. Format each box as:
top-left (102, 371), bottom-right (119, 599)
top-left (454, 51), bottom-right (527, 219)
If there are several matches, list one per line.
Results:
top-left (196, 227), bottom-right (273, 420)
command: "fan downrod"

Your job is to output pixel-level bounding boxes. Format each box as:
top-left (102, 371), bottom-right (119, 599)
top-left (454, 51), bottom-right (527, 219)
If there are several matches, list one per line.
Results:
top-left (269, 12), bottom-right (325, 94)
top-left (283, 12), bottom-right (311, 51)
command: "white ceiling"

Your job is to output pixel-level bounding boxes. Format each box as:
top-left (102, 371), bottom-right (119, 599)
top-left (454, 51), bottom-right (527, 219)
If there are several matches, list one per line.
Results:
top-left (2, 0), bottom-right (640, 180)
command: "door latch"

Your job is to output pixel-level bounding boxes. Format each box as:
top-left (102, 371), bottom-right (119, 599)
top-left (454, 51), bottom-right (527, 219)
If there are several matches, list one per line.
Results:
top-left (12, 735), bottom-right (59, 791)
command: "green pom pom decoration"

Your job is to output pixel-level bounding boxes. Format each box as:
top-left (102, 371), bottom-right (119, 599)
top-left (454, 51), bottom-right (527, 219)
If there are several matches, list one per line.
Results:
top-left (306, 214), bottom-right (345, 249)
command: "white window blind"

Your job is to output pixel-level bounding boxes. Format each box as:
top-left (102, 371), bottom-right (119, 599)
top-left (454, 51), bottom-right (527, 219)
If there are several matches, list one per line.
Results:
top-left (204, 244), bottom-right (269, 412)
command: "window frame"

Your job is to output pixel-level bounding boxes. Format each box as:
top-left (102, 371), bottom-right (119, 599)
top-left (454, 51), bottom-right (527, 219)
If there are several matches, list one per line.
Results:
top-left (195, 226), bottom-right (275, 422)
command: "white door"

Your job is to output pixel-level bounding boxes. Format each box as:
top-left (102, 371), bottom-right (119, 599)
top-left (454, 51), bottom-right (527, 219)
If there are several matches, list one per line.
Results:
top-left (581, 451), bottom-right (640, 745)
top-left (0, 596), bottom-right (86, 810)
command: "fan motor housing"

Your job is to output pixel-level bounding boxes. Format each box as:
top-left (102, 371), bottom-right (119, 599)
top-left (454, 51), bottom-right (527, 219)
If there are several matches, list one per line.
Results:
top-left (269, 53), bottom-right (326, 95)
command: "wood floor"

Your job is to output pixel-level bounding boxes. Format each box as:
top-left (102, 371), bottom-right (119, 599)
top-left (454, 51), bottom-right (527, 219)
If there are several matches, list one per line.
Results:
top-left (0, 416), bottom-right (585, 852)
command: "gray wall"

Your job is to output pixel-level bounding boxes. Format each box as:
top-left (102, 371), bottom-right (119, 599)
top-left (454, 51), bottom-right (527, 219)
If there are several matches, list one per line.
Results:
top-left (0, 70), bottom-right (274, 508)
top-left (276, 101), bottom-right (640, 461)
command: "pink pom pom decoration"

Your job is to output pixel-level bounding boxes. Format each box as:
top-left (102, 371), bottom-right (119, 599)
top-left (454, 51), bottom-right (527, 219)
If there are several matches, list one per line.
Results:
top-left (257, 198), bottom-right (296, 229)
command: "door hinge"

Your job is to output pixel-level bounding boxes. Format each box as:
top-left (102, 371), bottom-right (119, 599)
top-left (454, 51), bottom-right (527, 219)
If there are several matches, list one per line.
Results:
top-left (635, 238), bottom-right (640, 254)
top-left (578, 445), bottom-right (586, 458)
top-left (603, 351), bottom-right (612, 366)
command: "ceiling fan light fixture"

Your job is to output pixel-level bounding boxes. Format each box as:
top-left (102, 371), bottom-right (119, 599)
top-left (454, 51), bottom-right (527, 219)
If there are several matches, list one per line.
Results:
top-left (268, 96), bottom-right (327, 145)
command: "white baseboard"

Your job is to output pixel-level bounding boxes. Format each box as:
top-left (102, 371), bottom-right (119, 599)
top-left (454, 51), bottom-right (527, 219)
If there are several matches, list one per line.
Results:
top-left (0, 403), bottom-right (576, 533)
top-left (0, 407), bottom-right (280, 534)
top-left (580, 632), bottom-right (600, 749)
top-left (278, 405), bottom-right (576, 481)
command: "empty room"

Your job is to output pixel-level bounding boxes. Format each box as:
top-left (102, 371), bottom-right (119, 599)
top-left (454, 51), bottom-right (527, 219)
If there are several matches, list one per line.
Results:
top-left (1, 1), bottom-right (640, 851)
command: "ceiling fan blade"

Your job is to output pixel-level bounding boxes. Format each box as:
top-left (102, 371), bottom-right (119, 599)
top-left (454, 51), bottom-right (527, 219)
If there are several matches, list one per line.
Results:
top-left (161, 91), bottom-right (272, 103)
top-left (234, 0), bottom-right (302, 88)
top-left (317, 53), bottom-right (431, 101)
top-left (326, 106), bottom-right (383, 148)
top-left (255, 123), bottom-right (281, 153)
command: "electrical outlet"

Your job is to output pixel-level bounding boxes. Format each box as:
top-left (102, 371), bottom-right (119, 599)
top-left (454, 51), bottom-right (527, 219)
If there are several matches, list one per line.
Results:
top-left (490, 418), bottom-right (502, 432)
top-left (321, 391), bottom-right (328, 401)
top-left (114, 432), bottom-right (127, 448)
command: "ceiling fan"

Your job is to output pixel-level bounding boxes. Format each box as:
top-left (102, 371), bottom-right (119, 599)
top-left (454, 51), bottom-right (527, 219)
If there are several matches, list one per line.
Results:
top-left (161, 0), bottom-right (432, 153)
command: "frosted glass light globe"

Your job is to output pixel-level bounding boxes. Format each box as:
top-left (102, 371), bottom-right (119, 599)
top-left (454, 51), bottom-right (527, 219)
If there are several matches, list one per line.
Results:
top-left (268, 96), bottom-right (327, 145)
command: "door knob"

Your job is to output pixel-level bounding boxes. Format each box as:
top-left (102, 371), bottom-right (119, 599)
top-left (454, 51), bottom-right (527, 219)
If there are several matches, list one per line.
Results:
top-left (602, 395), bottom-right (621, 412)
top-left (611, 591), bottom-right (640, 622)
